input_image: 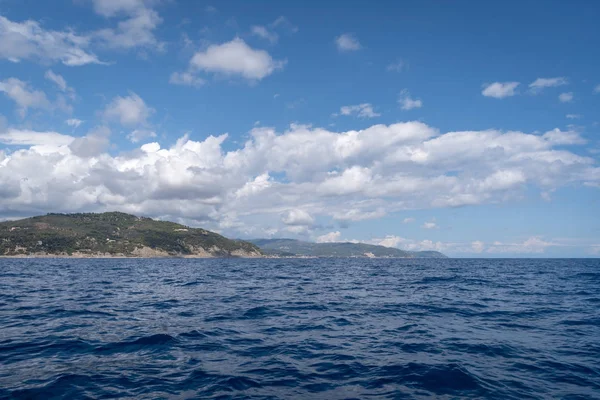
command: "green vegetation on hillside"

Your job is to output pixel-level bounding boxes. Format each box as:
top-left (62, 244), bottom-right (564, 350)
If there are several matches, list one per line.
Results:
top-left (249, 238), bottom-right (447, 258)
top-left (0, 212), bottom-right (261, 257)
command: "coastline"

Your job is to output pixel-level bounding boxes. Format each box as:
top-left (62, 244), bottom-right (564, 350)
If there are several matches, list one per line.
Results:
top-left (0, 254), bottom-right (264, 259)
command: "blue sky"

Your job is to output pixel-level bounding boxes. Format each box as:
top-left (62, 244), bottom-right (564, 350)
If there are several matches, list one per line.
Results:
top-left (0, 0), bottom-right (599, 257)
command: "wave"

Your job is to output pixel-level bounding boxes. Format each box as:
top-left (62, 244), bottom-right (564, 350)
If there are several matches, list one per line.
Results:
top-left (1, 258), bottom-right (599, 398)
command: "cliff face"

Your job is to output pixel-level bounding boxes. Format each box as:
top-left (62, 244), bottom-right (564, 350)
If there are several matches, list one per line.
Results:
top-left (0, 212), bottom-right (262, 258)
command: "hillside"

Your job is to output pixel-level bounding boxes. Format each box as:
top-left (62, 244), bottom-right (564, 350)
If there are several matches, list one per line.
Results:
top-left (249, 239), bottom-right (447, 258)
top-left (0, 212), bottom-right (262, 258)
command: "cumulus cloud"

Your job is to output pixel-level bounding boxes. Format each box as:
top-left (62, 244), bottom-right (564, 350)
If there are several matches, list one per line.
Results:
top-left (281, 209), bottom-right (314, 226)
top-left (179, 38), bottom-right (285, 83)
top-left (316, 231), bottom-right (341, 243)
top-left (0, 15), bottom-right (102, 66)
top-left (69, 126), bottom-right (111, 158)
top-left (336, 103), bottom-right (380, 118)
top-left (566, 114), bottom-right (581, 119)
top-left (335, 33), bottom-right (361, 51)
top-left (422, 221), bottom-right (438, 229)
top-left (403, 217), bottom-right (415, 223)
top-left (170, 38), bottom-right (285, 86)
top-left (398, 90), bottom-right (422, 110)
top-left (529, 77), bottom-right (568, 93)
top-left (103, 92), bottom-right (153, 127)
top-left (0, 78), bottom-right (51, 117)
top-left (0, 121), bottom-right (598, 236)
top-left (542, 128), bottom-right (585, 145)
top-left (559, 92), bottom-right (573, 103)
top-left (482, 82), bottom-right (520, 98)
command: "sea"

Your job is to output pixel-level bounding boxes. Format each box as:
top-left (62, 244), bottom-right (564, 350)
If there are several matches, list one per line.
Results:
top-left (0, 258), bottom-right (599, 399)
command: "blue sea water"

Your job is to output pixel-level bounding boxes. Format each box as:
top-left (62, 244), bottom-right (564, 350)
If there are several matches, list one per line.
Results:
top-left (0, 258), bottom-right (599, 399)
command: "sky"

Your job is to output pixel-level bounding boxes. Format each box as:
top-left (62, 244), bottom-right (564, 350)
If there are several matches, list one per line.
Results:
top-left (0, 0), bottom-right (599, 257)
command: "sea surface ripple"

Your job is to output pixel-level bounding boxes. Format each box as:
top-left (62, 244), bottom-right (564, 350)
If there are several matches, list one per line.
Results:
top-left (1, 258), bottom-right (599, 399)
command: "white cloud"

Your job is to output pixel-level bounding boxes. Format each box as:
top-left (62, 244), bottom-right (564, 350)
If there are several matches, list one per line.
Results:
top-left (482, 82), bottom-right (520, 98)
top-left (316, 231), bottom-right (341, 243)
top-left (92, 0), bottom-right (164, 51)
top-left (332, 208), bottom-right (386, 222)
top-left (66, 118), bottom-right (84, 128)
top-left (169, 71), bottom-right (205, 87)
top-left (235, 173), bottom-right (271, 199)
top-left (0, 128), bottom-right (74, 146)
top-left (486, 236), bottom-right (555, 254)
top-left (0, 15), bottom-right (102, 66)
top-left (364, 235), bottom-right (447, 252)
top-left (595, 84), bottom-right (600, 94)
top-left (529, 77), bottom-right (568, 93)
top-left (559, 92), bottom-right (573, 103)
top-left (0, 1), bottom-right (163, 67)
top-left (0, 78), bottom-right (51, 117)
top-left (359, 234), bottom-right (589, 256)
top-left (69, 126), bottom-right (111, 157)
top-left (281, 209), bottom-right (314, 226)
top-left (0, 121), bottom-right (598, 236)
top-left (398, 90), bottom-right (422, 110)
top-left (318, 166), bottom-right (372, 196)
top-left (542, 128), bottom-right (585, 145)
top-left (270, 16), bottom-right (298, 33)
top-left (45, 70), bottom-right (75, 99)
top-left (403, 217), bottom-right (415, 223)
top-left (566, 114), bottom-right (581, 119)
top-left (335, 33), bottom-right (361, 51)
top-left (186, 38), bottom-right (285, 81)
top-left (251, 26), bottom-right (278, 44)
top-left (354, 233), bottom-right (592, 256)
top-left (375, 235), bottom-right (404, 248)
top-left (44, 70), bottom-right (68, 91)
top-left (127, 129), bottom-right (157, 143)
top-left (337, 103), bottom-right (380, 118)
top-left (103, 92), bottom-right (153, 126)
top-left (422, 221), bottom-right (438, 229)
top-left (91, 0), bottom-right (149, 17)
top-left (471, 241), bottom-right (485, 253)
top-left (386, 60), bottom-right (405, 72)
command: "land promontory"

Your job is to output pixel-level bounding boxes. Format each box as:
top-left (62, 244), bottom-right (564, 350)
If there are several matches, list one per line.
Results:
top-left (0, 212), bottom-right (262, 257)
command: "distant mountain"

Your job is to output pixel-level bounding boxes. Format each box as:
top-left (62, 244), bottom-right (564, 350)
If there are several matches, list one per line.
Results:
top-left (249, 238), bottom-right (447, 258)
top-left (0, 212), bottom-right (261, 258)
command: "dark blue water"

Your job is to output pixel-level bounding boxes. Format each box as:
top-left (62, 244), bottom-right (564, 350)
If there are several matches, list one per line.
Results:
top-left (1, 259), bottom-right (599, 399)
